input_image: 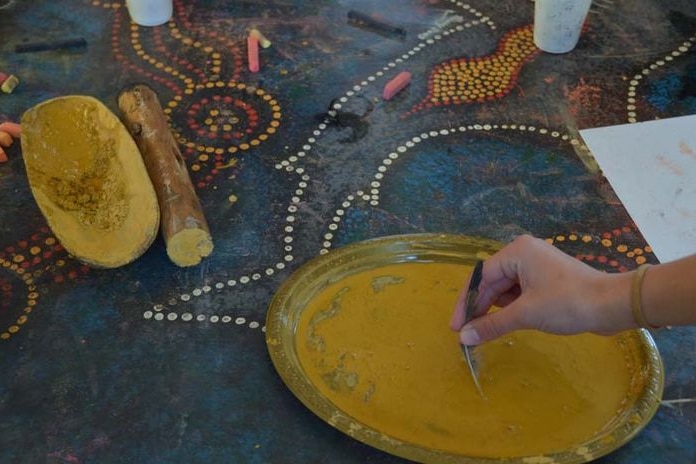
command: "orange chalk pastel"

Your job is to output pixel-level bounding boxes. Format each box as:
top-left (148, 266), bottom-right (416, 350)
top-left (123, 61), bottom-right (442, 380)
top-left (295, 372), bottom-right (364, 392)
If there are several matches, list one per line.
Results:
top-left (247, 35), bottom-right (260, 73)
top-left (383, 71), bottom-right (412, 100)
top-left (0, 131), bottom-right (13, 148)
top-left (0, 122), bottom-right (21, 138)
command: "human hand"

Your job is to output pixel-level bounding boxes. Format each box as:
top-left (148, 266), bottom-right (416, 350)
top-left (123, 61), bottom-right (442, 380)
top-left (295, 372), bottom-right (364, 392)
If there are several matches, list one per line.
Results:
top-left (450, 235), bottom-right (635, 345)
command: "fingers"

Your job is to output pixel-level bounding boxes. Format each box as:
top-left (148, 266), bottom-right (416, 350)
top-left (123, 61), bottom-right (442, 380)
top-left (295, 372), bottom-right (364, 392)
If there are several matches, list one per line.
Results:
top-left (459, 302), bottom-right (528, 345)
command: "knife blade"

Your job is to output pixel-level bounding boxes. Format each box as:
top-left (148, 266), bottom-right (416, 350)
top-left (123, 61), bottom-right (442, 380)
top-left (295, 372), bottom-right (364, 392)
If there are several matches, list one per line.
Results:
top-left (461, 260), bottom-right (484, 398)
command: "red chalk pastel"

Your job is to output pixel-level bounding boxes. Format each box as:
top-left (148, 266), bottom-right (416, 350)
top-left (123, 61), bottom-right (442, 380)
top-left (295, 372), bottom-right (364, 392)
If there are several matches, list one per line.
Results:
top-left (247, 35), bottom-right (260, 73)
top-left (383, 71), bottom-right (412, 100)
top-left (0, 122), bottom-right (21, 138)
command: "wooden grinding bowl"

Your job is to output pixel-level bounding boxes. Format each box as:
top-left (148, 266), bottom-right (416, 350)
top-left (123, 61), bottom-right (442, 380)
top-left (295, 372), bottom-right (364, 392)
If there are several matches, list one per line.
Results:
top-left (20, 95), bottom-right (160, 268)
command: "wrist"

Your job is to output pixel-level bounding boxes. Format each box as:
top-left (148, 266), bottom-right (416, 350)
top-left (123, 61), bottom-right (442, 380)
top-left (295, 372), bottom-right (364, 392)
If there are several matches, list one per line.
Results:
top-left (587, 271), bottom-right (636, 333)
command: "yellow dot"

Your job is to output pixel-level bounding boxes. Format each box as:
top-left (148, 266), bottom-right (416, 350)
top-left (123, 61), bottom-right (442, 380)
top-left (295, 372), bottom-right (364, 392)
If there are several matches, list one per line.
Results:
top-left (633, 248), bottom-right (643, 255)
top-left (29, 246), bottom-right (41, 255)
top-left (1, 333), bottom-right (9, 340)
top-left (199, 154), bottom-right (209, 162)
top-left (644, 246), bottom-right (652, 253)
top-left (568, 234), bottom-right (578, 241)
top-left (582, 235), bottom-right (592, 243)
top-left (223, 124), bottom-right (232, 131)
top-left (13, 255), bottom-right (24, 263)
top-left (617, 244), bottom-right (628, 253)
top-left (636, 256), bottom-right (647, 265)
top-left (205, 147), bottom-right (214, 153)
top-left (259, 134), bottom-right (268, 141)
top-left (270, 120), bottom-right (280, 128)
top-left (206, 82), bottom-right (215, 88)
top-left (24, 307), bottom-right (33, 314)
top-left (17, 316), bottom-right (27, 325)
top-left (251, 139), bottom-right (260, 146)
top-left (240, 143), bottom-right (250, 150)
top-left (8, 325), bottom-right (19, 334)
top-left (228, 195), bottom-right (238, 204)
top-left (228, 146), bottom-right (238, 154)
top-left (267, 127), bottom-right (276, 134)
top-left (191, 165), bottom-right (201, 172)
top-left (204, 46), bottom-right (213, 53)
top-left (555, 235), bottom-right (566, 242)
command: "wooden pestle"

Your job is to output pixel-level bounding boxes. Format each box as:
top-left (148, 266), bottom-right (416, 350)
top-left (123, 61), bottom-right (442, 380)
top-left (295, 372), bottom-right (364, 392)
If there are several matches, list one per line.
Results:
top-left (118, 84), bottom-right (214, 267)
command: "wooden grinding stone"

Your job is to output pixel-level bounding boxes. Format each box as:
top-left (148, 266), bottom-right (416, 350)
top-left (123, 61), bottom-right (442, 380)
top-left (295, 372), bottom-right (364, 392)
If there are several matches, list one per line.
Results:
top-left (117, 84), bottom-right (213, 267)
top-left (20, 95), bottom-right (160, 268)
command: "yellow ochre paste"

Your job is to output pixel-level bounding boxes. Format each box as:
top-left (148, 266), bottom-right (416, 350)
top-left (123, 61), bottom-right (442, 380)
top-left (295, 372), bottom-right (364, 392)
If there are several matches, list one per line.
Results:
top-left (296, 262), bottom-right (638, 458)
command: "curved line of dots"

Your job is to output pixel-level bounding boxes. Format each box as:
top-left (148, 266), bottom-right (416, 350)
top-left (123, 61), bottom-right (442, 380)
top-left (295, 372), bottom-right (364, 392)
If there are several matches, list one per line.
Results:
top-left (128, 22), bottom-right (192, 94)
top-left (318, 123), bottom-right (588, 254)
top-left (88, 1), bottom-right (121, 10)
top-left (108, 6), bottom-right (181, 95)
top-left (171, 0), bottom-right (244, 81)
top-left (419, 0), bottom-right (496, 40)
top-left (627, 34), bottom-right (696, 123)
top-left (546, 229), bottom-right (653, 270)
top-left (167, 82), bottom-right (282, 156)
top-left (143, 306), bottom-right (265, 332)
top-left (145, 169), bottom-right (307, 312)
top-left (277, 6), bottom-right (495, 171)
top-left (0, 258), bottom-right (39, 341)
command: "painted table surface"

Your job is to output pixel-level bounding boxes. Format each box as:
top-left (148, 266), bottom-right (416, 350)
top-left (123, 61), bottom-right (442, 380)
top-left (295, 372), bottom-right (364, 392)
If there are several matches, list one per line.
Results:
top-left (1, 0), bottom-right (695, 462)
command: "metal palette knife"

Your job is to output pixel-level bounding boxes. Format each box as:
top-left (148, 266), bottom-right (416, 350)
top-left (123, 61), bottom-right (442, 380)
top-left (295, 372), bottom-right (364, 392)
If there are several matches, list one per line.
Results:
top-left (461, 260), bottom-right (485, 398)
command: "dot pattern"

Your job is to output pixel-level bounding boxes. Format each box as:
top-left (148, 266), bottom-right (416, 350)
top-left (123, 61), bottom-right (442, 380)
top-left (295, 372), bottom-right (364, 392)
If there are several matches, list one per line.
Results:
top-left (0, 228), bottom-right (90, 341)
top-left (407, 25), bottom-right (539, 115)
top-left (626, 35), bottom-right (696, 123)
top-left (317, 124), bottom-right (586, 254)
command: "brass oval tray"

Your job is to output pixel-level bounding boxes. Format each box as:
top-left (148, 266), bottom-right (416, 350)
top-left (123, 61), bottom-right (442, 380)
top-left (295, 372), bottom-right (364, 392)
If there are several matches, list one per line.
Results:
top-left (265, 233), bottom-right (664, 464)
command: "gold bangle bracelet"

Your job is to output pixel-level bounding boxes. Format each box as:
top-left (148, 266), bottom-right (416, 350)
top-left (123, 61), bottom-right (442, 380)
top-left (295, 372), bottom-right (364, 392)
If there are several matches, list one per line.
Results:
top-left (631, 264), bottom-right (658, 329)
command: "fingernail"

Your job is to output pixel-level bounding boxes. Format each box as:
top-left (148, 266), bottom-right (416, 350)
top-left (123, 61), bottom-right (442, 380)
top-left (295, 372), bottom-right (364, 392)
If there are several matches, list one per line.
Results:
top-left (459, 326), bottom-right (481, 346)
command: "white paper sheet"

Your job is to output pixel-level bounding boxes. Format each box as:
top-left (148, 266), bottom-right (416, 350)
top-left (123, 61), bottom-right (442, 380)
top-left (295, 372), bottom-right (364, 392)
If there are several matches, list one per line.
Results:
top-left (580, 115), bottom-right (696, 263)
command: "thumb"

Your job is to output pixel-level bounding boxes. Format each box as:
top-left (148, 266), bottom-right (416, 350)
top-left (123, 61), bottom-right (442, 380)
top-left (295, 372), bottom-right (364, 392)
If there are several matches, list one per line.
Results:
top-left (459, 304), bottom-right (527, 345)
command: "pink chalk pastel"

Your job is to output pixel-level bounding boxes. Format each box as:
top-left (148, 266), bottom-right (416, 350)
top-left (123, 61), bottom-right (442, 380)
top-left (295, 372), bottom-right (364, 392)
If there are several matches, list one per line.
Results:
top-left (247, 35), bottom-right (260, 73)
top-left (383, 71), bottom-right (412, 100)
top-left (0, 122), bottom-right (21, 138)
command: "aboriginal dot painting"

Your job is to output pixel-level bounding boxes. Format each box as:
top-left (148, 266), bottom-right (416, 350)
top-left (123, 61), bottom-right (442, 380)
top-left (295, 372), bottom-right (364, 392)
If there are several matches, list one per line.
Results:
top-left (0, 0), bottom-right (695, 462)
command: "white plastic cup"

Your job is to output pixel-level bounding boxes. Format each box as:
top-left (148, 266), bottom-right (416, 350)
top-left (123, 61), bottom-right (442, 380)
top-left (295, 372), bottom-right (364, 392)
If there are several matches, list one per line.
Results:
top-left (533, 0), bottom-right (592, 54)
top-left (125, 0), bottom-right (173, 27)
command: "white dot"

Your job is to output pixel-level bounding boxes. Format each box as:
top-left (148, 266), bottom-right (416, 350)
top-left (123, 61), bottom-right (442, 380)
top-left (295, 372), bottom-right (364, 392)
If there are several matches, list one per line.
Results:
top-left (210, 315), bottom-right (220, 323)
top-left (222, 316), bottom-right (232, 323)
top-left (144, 311), bottom-right (153, 319)
top-left (167, 313), bottom-right (178, 321)
top-left (154, 313), bottom-right (165, 321)
top-left (197, 314), bottom-right (206, 322)
top-left (236, 317), bottom-right (246, 325)
top-left (249, 321), bottom-right (260, 329)
top-left (182, 313), bottom-right (193, 321)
